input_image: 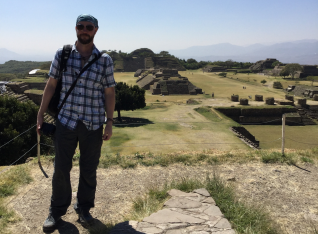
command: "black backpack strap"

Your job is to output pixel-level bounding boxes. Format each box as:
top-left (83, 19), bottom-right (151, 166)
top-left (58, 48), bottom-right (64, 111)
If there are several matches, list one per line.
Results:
top-left (56, 52), bottom-right (103, 116)
top-left (60, 44), bottom-right (72, 73)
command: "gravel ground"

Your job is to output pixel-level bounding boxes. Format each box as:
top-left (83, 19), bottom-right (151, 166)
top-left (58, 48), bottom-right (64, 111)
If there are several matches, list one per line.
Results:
top-left (5, 162), bottom-right (318, 234)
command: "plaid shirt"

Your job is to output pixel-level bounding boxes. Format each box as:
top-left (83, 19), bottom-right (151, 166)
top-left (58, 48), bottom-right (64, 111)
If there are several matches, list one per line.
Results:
top-left (48, 44), bottom-right (116, 131)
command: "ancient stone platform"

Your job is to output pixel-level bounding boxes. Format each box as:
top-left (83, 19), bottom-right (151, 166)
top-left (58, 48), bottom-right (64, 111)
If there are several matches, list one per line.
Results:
top-left (110, 188), bottom-right (235, 234)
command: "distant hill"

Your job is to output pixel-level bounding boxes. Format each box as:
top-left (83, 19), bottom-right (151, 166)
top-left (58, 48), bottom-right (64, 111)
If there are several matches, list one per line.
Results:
top-left (168, 39), bottom-right (318, 65)
top-left (0, 48), bottom-right (52, 64)
top-left (0, 60), bottom-right (50, 74)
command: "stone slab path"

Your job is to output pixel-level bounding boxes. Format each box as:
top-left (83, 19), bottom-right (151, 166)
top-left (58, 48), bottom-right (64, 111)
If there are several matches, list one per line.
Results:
top-left (110, 188), bottom-right (235, 234)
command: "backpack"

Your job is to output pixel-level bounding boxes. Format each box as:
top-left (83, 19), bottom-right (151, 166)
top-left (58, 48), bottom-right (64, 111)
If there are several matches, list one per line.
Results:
top-left (47, 44), bottom-right (72, 117)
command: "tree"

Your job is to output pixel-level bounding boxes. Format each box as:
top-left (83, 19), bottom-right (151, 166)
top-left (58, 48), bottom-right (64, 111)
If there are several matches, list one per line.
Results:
top-left (271, 61), bottom-right (280, 68)
top-left (280, 69), bottom-right (289, 78)
top-left (261, 79), bottom-right (267, 85)
top-left (307, 76), bottom-right (318, 86)
top-left (284, 63), bottom-right (303, 79)
top-left (186, 58), bottom-right (198, 64)
top-left (271, 69), bottom-right (280, 78)
top-left (158, 51), bottom-right (172, 57)
top-left (115, 82), bottom-right (146, 121)
top-left (225, 59), bottom-right (234, 69)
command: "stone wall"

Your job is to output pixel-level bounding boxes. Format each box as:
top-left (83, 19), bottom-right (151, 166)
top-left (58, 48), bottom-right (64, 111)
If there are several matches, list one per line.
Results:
top-left (215, 107), bottom-right (297, 124)
top-left (25, 92), bottom-right (43, 105)
top-left (123, 58), bottom-right (145, 72)
top-left (232, 126), bottom-right (259, 148)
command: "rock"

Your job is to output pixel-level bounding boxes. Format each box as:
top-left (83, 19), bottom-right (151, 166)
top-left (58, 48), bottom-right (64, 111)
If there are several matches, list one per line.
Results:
top-left (202, 197), bottom-right (216, 205)
top-left (215, 218), bottom-right (232, 229)
top-left (168, 189), bottom-right (198, 197)
top-left (203, 205), bottom-right (224, 217)
top-left (141, 226), bottom-right (164, 233)
top-left (193, 188), bottom-right (210, 197)
top-left (143, 209), bottom-right (205, 224)
top-left (164, 197), bottom-right (202, 209)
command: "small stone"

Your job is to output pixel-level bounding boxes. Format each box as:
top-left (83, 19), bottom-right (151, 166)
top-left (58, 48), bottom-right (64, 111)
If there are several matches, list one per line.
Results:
top-left (193, 188), bottom-right (210, 197)
top-left (227, 177), bottom-right (236, 181)
top-left (215, 218), bottom-right (232, 229)
top-left (202, 197), bottom-right (216, 205)
top-left (204, 205), bottom-right (224, 217)
top-left (128, 220), bottom-right (138, 229)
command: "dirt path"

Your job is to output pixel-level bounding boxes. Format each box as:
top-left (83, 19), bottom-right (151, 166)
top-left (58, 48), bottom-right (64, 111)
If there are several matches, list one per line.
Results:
top-left (5, 162), bottom-right (318, 234)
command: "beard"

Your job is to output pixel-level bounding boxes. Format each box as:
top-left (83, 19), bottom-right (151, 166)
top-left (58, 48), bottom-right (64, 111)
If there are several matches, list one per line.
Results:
top-left (77, 33), bottom-right (94, 44)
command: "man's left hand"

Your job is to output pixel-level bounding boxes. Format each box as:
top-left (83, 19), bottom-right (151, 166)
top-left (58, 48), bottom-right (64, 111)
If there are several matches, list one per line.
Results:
top-left (102, 124), bottom-right (112, 141)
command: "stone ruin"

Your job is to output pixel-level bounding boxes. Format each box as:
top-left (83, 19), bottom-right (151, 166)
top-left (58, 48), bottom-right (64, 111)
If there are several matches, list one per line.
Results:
top-left (304, 89), bottom-right (318, 98)
top-left (255, 95), bottom-right (263, 101)
top-left (294, 65), bottom-right (318, 78)
top-left (202, 65), bottom-right (227, 73)
top-left (231, 95), bottom-right (239, 102)
top-left (249, 58), bottom-right (278, 72)
top-left (266, 97), bottom-right (275, 105)
top-left (240, 98), bottom-right (248, 105)
top-left (136, 69), bottom-right (203, 95)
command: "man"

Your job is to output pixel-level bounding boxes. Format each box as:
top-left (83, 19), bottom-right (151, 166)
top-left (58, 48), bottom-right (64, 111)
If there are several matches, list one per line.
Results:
top-left (37, 14), bottom-right (116, 232)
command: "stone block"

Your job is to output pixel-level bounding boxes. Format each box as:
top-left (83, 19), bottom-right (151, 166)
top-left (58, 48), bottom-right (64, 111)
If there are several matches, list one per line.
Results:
top-left (231, 95), bottom-right (239, 102)
top-left (255, 95), bottom-right (263, 101)
top-left (265, 97), bottom-right (275, 105)
top-left (240, 98), bottom-right (248, 105)
top-left (298, 99), bottom-right (307, 106)
top-left (193, 188), bottom-right (210, 197)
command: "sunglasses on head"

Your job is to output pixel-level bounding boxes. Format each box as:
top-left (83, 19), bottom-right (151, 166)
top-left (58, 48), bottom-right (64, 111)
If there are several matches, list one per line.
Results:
top-left (76, 24), bottom-right (95, 31)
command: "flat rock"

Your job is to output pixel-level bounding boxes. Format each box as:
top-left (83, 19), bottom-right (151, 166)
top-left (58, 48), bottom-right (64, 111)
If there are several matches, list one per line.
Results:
top-left (168, 189), bottom-right (198, 197)
top-left (164, 197), bottom-right (202, 209)
top-left (213, 230), bottom-right (236, 234)
top-left (141, 227), bottom-right (164, 233)
top-left (143, 209), bottom-right (205, 224)
top-left (202, 197), bottom-right (216, 205)
top-left (203, 205), bottom-right (224, 217)
top-left (215, 218), bottom-right (232, 229)
top-left (193, 188), bottom-right (210, 197)
top-left (166, 229), bottom-right (186, 234)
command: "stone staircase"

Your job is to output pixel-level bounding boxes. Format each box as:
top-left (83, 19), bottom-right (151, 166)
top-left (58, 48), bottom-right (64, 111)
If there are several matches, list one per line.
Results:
top-left (296, 107), bottom-right (317, 125)
top-left (0, 87), bottom-right (54, 124)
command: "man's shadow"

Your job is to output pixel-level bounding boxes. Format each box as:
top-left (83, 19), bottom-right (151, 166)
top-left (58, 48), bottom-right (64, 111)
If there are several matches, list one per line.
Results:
top-left (108, 221), bottom-right (145, 234)
top-left (56, 220), bottom-right (79, 234)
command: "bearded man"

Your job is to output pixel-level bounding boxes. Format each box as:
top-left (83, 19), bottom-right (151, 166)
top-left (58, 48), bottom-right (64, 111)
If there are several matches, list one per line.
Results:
top-left (37, 14), bottom-right (116, 232)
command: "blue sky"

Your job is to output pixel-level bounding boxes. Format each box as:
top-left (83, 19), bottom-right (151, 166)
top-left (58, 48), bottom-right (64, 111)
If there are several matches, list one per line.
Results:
top-left (1, 0), bottom-right (317, 56)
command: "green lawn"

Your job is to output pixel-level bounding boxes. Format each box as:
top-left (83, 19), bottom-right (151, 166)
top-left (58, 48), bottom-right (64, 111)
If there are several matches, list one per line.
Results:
top-left (244, 125), bottom-right (318, 150)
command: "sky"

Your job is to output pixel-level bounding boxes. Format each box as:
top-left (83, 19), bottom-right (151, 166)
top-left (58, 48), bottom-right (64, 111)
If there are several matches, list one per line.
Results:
top-left (0, 0), bottom-right (318, 56)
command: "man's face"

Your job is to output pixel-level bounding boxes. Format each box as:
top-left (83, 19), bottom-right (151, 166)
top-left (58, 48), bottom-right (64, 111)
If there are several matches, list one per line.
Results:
top-left (75, 21), bottom-right (98, 45)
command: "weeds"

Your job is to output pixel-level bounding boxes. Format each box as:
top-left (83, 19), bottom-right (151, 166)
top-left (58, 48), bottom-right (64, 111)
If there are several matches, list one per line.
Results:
top-left (0, 164), bottom-right (32, 233)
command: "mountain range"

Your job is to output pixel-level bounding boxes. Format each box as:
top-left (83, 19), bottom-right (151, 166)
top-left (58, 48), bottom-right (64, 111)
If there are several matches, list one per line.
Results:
top-left (1, 39), bottom-right (317, 65)
top-left (168, 39), bottom-right (318, 65)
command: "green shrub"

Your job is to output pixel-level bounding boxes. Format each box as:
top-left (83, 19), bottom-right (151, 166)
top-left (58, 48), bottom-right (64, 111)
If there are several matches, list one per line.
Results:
top-left (273, 81), bottom-right (283, 89)
top-left (218, 72), bottom-right (227, 77)
top-left (0, 96), bottom-right (52, 166)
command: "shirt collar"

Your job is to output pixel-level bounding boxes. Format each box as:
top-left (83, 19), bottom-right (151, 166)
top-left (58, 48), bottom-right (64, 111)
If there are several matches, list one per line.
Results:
top-left (72, 42), bottom-right (100, 57)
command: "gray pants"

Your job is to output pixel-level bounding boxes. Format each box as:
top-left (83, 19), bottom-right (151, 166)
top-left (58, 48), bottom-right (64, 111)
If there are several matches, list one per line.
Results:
top-left (50, 120), bottom-right (103, 217)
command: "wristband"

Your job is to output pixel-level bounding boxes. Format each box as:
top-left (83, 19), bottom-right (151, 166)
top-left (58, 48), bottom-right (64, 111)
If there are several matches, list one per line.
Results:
top-left (106, 118), bottom-right (114, 124)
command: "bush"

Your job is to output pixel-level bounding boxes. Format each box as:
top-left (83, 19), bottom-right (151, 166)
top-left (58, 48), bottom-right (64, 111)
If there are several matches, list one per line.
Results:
top-left (218, 72), bottom-right (227, 77)
top-left (0, 96), bottom-right (52, 165)
top-left (273, 81), bottom-right (283, 89)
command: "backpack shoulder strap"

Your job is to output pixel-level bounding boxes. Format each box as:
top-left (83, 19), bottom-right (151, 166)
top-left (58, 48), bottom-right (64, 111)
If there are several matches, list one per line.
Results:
top-left (60, 44), bottom-right (72, 72)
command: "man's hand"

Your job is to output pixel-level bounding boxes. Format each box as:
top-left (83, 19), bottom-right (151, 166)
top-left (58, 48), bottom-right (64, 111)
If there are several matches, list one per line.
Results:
top-left (102, 124), bottom-right (112, 141)
top-left (37, 113), bottom-right (44, 136)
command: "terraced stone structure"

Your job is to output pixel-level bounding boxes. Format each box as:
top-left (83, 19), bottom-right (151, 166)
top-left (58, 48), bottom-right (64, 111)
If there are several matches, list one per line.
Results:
top-left (137, 69), bottom-right (203, 95)
top-left (250, 58), bottom-right (278, 72)
top-left (202, 65), bottom-right (227, 73)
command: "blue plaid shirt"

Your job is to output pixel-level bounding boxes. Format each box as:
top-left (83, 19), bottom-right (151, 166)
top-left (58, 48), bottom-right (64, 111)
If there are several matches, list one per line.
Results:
top-left (48, 44), bottom-right (116, 131)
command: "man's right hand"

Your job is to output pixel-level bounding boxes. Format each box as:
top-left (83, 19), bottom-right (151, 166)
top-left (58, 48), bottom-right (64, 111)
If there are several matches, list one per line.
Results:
top-left (37, 113), bottom-right (44, 136)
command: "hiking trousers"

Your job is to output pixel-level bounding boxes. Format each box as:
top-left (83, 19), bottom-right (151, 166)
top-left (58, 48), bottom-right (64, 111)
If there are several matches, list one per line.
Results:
top-left (50, 120), bottom-right (103, 217)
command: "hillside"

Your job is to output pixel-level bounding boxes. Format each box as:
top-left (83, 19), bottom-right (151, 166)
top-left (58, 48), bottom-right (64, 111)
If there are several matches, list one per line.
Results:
top-left (0, 60), bottom-right (50, 74)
